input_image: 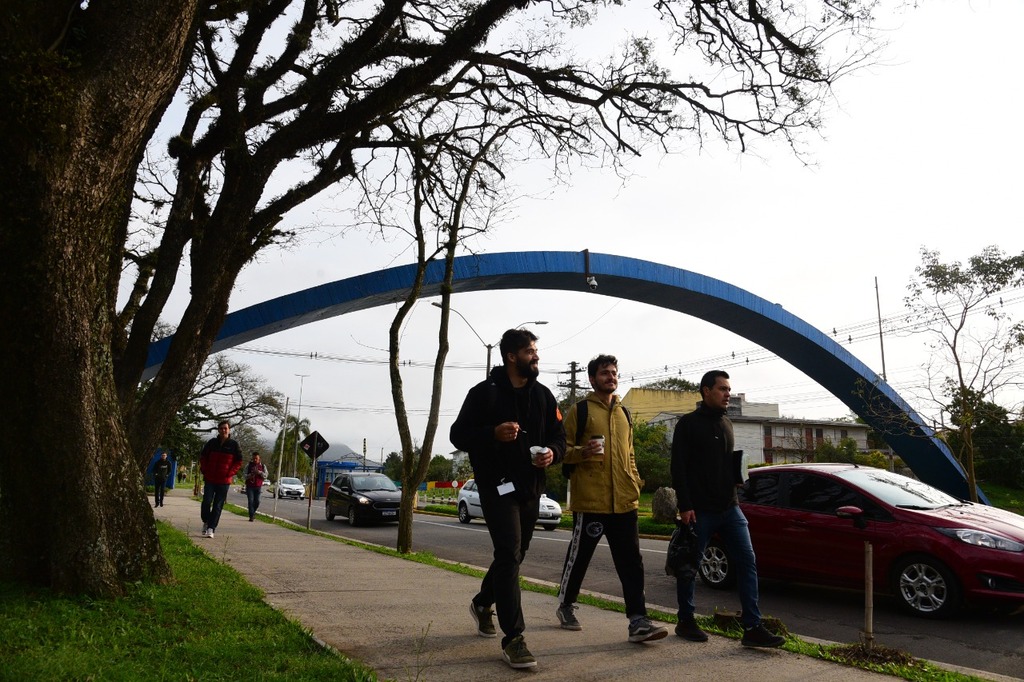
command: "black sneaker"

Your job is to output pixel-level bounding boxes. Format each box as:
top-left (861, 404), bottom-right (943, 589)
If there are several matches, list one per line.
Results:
top-left (502, 635), bottom-right (537, 669)
top-left (674, 617), bottom-right (708, 642)
top-left (628, 616), bottom-right (668, 643)
top-left (556, 603), bottom-right (582, 630)
top-left (469, 601), bottom-right (496, 638)
top-left (741, 623), bottom-right (786, 648)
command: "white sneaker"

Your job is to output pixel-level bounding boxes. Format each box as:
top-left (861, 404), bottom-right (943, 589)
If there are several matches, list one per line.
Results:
top-left (201, 524), bottom-right (208, 535)
top-left (206, 529), bottom-right (215, 539)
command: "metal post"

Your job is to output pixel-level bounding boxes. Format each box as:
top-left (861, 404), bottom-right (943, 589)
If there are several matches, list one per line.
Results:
top-left (874, 276), bottom-right (887, 381)
top-left (292, 374), bottom-right (308, 477)
top-left (273, 397), bottom-right (289, 517)
top-left (862, 541), bottom-right (874, 651)
top-left (306, 460), bottom-right (316, 530)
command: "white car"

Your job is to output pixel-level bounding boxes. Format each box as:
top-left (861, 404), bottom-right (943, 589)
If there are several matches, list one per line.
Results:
top-left (274, 476), bottom-right (305, 499)
top-left (457, 478), bottom-right (562, 531)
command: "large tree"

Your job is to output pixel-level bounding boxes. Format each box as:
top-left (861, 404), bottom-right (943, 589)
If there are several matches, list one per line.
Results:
top-left (0, 0), bottom-right (876, 594)
top-left (0, 0), bottom-right (203, 596)
top-left (905, 246), bottom-right (1024, 500)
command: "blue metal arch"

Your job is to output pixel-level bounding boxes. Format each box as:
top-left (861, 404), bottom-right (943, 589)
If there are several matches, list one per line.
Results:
top-left (145, 251), bottom-right (977, 500)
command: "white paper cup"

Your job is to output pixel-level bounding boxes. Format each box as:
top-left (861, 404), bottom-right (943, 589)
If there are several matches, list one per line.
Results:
top-left (530, 446), bottom-right (548, 464)
top-left (589, 436), bottom-right (605, 459)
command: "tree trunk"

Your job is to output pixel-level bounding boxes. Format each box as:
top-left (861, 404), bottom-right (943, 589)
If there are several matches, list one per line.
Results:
top-left (0, 1), bottom-right (200, 596)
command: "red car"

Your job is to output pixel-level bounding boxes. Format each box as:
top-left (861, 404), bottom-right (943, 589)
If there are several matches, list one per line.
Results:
top-left (698, 463), bottom-right (1024, 618)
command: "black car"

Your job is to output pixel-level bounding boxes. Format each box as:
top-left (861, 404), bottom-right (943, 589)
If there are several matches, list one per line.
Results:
top-left (325, 472), bottom-right (401, 526)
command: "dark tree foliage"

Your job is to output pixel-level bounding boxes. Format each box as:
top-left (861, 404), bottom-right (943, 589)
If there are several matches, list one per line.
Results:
top-left (640, 377), bottom-right (701, 392)
top-left (947, 399), bottom-right (1024, 489)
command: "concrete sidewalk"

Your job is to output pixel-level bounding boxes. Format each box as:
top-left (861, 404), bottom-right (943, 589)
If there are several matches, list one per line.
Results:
top-left (153, 489), bottom-right (916, 681)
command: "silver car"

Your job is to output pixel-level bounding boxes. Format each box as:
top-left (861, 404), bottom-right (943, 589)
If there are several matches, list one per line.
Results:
top-left (457, 478), bottom-right (562, 531)
top-left (274, 476), bottom-right (305, 499)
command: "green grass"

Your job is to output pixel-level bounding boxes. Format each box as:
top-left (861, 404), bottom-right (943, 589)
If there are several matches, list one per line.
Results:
top-left (0, 523), bottom-right (376, 682)
top-left (978, 481), bottom-right (1024, 515)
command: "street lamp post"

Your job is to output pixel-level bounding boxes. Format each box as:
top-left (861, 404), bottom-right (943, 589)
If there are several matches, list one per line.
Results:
top-left (432, 302), bottom-right (547, 376)
top-left (292, 374), bottom-right (309, 478)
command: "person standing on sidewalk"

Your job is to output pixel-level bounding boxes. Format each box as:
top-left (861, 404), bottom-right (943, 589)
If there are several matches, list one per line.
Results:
top-left (451, 328), bottom-right (566, 670)
top-left (244, 452), bottom-right (269, 521)
top-left (556, 355), bottom-right (667, 643)
top-left (199, 420), bottom-right (243, 539)
top-left (152, 451), bottom-right (172, 508)
top-left (670, 370), bottom-right (785, 648)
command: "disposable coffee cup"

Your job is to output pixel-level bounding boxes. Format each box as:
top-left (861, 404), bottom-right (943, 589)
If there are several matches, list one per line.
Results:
top-left (589, 435), bottom-right (605, 459)
top-left (530, 446), bottom-right (548, 465)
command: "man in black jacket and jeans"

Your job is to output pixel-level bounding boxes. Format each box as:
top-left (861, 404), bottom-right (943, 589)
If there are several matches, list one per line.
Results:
top-left (671, 370), bottom-right (785, 648)
top-left (451, 328), bottom-right (566, 670)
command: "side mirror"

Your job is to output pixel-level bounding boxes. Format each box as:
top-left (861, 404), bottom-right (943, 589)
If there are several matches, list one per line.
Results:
top-left (836, 505), bottom-right (867, 530)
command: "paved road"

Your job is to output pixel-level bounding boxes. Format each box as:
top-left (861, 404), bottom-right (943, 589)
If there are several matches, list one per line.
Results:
top-left (241, 491), bottom-right (1024, 680)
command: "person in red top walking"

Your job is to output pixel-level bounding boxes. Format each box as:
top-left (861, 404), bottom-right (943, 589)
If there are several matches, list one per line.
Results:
top-left (199, 420), bottom-right (243, 538)
top-left (243, 452), bottom-right (269, 522)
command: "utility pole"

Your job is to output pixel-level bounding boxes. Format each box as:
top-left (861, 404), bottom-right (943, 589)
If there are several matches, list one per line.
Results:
top-left (874, 276), bottom-right (887, 381)
top-left (292, 374), bottom-right (309, 478)
top-left (558, 361), bottom-right (586, 404)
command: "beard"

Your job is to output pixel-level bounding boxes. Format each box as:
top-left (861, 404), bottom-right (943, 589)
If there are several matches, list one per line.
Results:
top-left (515, 355), bottom-right (540, 379)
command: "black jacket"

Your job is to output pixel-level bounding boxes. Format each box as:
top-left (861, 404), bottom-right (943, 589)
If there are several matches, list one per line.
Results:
top-left (153, 457), bottom-right (172, 482)
top-left (671, 401), bottom-right (737, 513)
top-left (450, 366), bottom-right (565, 501)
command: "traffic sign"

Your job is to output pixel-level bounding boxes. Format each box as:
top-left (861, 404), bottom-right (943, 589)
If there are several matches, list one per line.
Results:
top-left (300, 431), bottom-right (330, 460)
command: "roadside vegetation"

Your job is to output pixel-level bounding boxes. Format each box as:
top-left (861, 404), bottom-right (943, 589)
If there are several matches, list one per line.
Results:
top-left (0, 523), bottom-right (375, 682)
top-left (979, 481), bottom-right (1024, 515)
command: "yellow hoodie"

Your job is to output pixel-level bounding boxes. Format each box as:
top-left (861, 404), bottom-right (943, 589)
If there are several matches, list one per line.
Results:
top-left (562, 392), bottom-right (643, 513)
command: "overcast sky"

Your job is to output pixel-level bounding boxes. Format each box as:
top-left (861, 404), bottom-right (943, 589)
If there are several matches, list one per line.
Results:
top-left (146, 1), bottom-right (1024, 460)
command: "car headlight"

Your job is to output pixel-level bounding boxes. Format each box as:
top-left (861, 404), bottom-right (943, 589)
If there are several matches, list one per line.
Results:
top-left (937, 528), bottom-right (1024, 552)
top-left (357, 496), bottom-right (371, 505)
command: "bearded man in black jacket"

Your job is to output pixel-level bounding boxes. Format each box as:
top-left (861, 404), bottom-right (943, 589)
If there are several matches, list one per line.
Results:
top-left (451, 327), bottom-right (565, 670)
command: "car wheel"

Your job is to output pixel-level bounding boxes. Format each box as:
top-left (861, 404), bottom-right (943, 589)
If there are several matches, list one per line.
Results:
top-left (698, 540), bottom-right (736, 590)
top-left (541, 524), bottom-right (557, 532)
top-left (348, 506), bottom-right (359, 526)
top-left (325, 502), bottom-right (335, 521)
top-left (891, 554), bottom-right (961, 618)
top-left (458, 502), bottom-right (471, 524)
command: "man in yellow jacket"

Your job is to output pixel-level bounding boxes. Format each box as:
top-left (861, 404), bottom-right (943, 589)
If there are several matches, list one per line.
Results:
top-left (556, 354), bottom-right (668, 643)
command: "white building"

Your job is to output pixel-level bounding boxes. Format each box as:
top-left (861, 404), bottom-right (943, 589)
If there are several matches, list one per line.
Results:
top-left (645, 393), bottom-right (871, 465)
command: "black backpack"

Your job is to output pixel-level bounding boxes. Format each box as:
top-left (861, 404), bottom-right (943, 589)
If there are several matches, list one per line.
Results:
top-left (562, 399), bottom-right (632, 479)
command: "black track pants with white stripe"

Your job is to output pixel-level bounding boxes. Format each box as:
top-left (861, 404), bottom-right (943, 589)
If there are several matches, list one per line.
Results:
top-left (557, 510), bottom-right (648, 618)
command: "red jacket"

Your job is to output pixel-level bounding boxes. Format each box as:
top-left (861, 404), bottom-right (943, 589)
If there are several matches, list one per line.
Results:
top-left (200, 437), bottom-right (243, 485)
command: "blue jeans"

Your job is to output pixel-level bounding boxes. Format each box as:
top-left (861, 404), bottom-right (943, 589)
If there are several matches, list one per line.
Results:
top-left (245, 485), bottom-right (263, 519)
top-left (200, 483), bottom-right (230, 530)
top-left (675, 505), bottom-right (762, 629)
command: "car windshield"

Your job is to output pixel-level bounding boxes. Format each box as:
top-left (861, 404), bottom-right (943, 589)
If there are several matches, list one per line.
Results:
top-left (835, 468), bottom-right (962, 509)
top-left (281, 477), bottom-right (301, 485)
top-left (352, 475), bottom-right (397, 492)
